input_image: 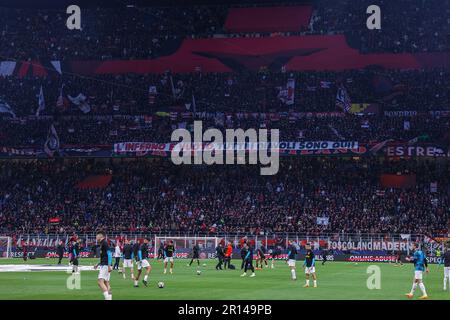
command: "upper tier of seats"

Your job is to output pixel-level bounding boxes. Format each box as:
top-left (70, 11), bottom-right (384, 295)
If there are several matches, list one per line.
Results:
top-left (1, 1), bottom-right (449, 62)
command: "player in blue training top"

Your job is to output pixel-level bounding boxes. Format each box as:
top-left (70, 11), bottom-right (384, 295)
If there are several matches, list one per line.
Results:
top-left (134, 237), bottom-right (152, 287)
top-left (405, 242), bottom-right (429, 299)
top-left (240, 243), bottom-right (256, 277)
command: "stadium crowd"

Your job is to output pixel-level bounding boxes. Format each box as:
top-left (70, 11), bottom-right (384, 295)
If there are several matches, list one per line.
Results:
top-left (0, 158), bottom-right (448, 236)
top-left (1, 1), bottom-right (449, 61)
top-left (312, 0), bottom-right (450, 53)
top-left (0, 6), bottom-right (227, 60)
top-left (1, 68), bottom-right (450, 147)
top-left (1, 112), bottom-right (450, 147)
top-left (1, 68), bottom-right (449, 118)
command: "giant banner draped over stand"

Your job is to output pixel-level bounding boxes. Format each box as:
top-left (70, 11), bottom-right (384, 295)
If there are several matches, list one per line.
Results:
top-left (1, 142), bottom-right (450, 159)
top-left (52, 36), bottom-right (450, 74)
top-left (3, 35), bottom-right (450, 78)
top-left (113, 141), bottom-right (358, 155)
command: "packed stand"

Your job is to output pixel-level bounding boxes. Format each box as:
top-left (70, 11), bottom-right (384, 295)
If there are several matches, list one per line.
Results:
top-left (1, 111), bottom-right (450, 148)
top-left (0, 158), bottom-right (448, 235)
top-left (1, 69), bottom-right (449, 118)
top-left (311, 0), bottom-right (450, 53)
top-left (0, 6), bottom-right (228, 61)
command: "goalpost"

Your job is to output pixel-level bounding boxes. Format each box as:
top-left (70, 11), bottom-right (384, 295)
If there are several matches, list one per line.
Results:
top-left (154, 236), bottom-right (220, 258)
top-left (0, 236), bottom-right (12, 258)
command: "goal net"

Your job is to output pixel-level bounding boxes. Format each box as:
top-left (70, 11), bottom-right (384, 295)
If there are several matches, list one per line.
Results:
top-left (154, 236), bottom-right (220, 259)
top-left (0, 237), bottom-right (12, 258)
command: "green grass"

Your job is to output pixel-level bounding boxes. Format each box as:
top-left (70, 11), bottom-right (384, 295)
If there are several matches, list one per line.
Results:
top-left (0, 258), bottom-right (448, 300)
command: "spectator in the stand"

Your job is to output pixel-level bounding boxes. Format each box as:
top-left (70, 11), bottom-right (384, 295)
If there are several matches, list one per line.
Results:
top-left (312, 0), bottom-right (450, 53)
top-left (0, 6), bottom-right (228, 61)
top-left (2, 2), bottom-right (449, 60)
top-left (0, 158), bottom-right (448, 236)
top-left (1, 68), bottom-right (449, 118)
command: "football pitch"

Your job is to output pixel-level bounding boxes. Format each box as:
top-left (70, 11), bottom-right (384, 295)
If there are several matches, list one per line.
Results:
top-left (0, 258), bottom-right (448, 300)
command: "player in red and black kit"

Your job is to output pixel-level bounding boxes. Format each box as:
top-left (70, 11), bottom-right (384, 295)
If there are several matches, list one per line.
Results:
top-left (321, 248), bottom-right (328, 265)
top-left (132, 241), bottom-right (140, 260)
top-left (56, 240), bottom-right (65, 265)
top-left (188, 244), bottom-right (201, 267)
top-left (215, 243), bottom-right (224, 270)
top-left (163, 240), bottom-right (176, 274)
top-left (157, 242), bottom-right (165, 260)
top-left (256, 245), bottom-right (268, 269)
top-left (394, 250), bottom-right (404, 266)
top-left (21, 240), bottom-right (28, 261)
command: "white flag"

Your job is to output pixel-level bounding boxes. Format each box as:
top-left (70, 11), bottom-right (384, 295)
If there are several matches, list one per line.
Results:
top-left (0, 61), bottom-right (16, 76)
top-left (403, 120), bottom-right (410, 131)
top-left (336, 85), bottom-right (351, 112)
top-left (192, 94), bottom-right (197, 113)
top-left (36, 86), bottom-right (45, 116)
top-left (68, 93), bottom-right (91, 114)
top-left (316, 217), bottom-right (329, 225)
top-left (0, 99), bottom-right (16, 118)
top-left (277, 78), bottom-right (295, 105)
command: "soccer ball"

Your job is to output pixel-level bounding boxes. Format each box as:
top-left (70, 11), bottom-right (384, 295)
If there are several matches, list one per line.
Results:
top-left (157, 281), bottom-right (165, 288)
top-left (197, 270), bottom-right (201, 275)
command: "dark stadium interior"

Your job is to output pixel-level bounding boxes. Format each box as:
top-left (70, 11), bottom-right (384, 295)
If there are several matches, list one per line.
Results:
top-left (0, 0), bottom-right (449, 238)
top-left (0, 0), bottom-right (449, 304)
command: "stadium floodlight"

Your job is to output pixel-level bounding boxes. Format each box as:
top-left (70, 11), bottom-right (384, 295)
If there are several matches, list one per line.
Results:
top-left (0, 237), bottom-right (12, 258)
